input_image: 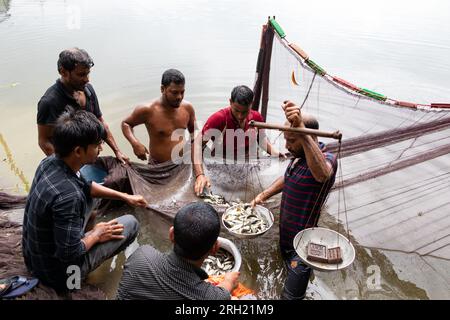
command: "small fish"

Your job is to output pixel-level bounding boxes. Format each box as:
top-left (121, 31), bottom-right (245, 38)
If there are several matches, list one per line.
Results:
top-left (202, 248), bottom-right (235, 276)
top-left (223, 202), bottom-right (269, 235)
top-left (200, 189), bottom-right (229, 206)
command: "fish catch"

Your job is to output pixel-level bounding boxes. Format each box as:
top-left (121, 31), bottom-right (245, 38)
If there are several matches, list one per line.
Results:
top-left (202, 248), bottom-right (235, 276)
top-left (200, 188), bottom-right (229, 206)
top-left (222, 203), bottom-right (269, 235)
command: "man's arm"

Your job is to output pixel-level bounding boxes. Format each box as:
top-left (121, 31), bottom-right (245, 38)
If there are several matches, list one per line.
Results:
top-left (192, 133), bottom-right (211, 196)
top-left (260, 135), bottom-right (286, 159)
top-left (37, 124), bottom-right (55, 156)
top-left (121, 105), bottom-right (150, 161)
top-left (90, 182), bottom-right (147, 207)
top-left (98, 116), bottom-right (129, 164)
top-left (253, 113), bottom-right (286, 159)
top-left (283, 101), bottom-right (333, 182)
top-left (251, 175), bottom-right (284, 207)
top-left (299, 135), bottom-right (333, 183)
top-left (53, 197), bottom-right (128, 255)
top-left (217, 272), bottom-right (240, 293)
top-left (81, 183), bottom-right (147, 251)
top-left (53, 197), bottom-right (88, 262)
top-left (189, 104), bottom-right (211, 196)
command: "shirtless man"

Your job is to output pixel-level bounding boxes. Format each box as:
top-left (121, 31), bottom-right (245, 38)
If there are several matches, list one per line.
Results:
top-left (121, 69), bottom-right (196, 178)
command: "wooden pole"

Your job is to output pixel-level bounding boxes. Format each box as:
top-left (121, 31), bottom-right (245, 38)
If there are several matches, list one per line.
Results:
top-left (252, 24), bottom-right (267, 112)
top-left (249, 120), bottom-right (342, 140)
top-left (260, 22), bottom-right (275, 121)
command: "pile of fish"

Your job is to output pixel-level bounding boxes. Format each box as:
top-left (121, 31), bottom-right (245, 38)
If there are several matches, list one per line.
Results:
top-left (202, 248), bottom-right (235, 276)
top-left (223, 203), bottom-right (269, 235)
top-left (200, 189), bottom-right (229, 206)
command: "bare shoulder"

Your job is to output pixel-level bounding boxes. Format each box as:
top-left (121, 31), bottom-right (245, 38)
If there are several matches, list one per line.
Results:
top-left (134, 99), bottom-right (160, 115)
top-left (181, 100), bottom-right (195, 116)
top-left (123, 100), bottom-right (157, 125)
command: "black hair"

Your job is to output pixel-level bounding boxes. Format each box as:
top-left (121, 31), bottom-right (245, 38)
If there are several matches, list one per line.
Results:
top-left (57, 48), bottom-right (94, 72)
top-left (53, 108), bottom-right (106, 158)
top-left (304, 117), bottom-right (319, 130)
top-left (161, 69), bottom-right (185, 87)
top-left (230, 85), bottom-right (254, 107)
top-left (173, 202), bottom-right (220, 260)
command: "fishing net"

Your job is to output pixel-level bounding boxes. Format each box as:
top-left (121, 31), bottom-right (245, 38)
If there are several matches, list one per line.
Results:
top-left (0, 192), bottom-right (26, 210)
top-left (95, 151), bottom-right (284, 220)
top-left (257, 19), bottom-right (450, 260)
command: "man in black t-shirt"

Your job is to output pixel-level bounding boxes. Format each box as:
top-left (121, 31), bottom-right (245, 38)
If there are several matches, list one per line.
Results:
top-left (37, 48), bottom-right (129, 164)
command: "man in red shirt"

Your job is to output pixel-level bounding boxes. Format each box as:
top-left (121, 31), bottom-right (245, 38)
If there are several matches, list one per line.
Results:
top-left (193, 85), bottom-right (285, 196)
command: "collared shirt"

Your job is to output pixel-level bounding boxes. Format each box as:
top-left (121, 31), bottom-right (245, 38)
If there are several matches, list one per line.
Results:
top-left (201, 106), bottom-right (265, 158)
top-left (279, 143), bottom-right (337, 253)
top-left (116, 245), bottom-right (231, 300)
top-left (22, 155), bottom-right (93, 291)
top-left (37, 79), bottom-right (102, 125)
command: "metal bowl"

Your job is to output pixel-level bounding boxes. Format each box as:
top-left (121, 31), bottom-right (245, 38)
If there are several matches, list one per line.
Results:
top-left (217, 236), bottom-right (241, 272)
top-left (293, 227), bottom-right (355, 271)
top-left (222, 204), bottom-right (274, 239)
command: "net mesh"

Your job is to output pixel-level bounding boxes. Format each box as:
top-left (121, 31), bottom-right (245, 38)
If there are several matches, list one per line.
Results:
top-left (264, 31), bottom-right (450, 259)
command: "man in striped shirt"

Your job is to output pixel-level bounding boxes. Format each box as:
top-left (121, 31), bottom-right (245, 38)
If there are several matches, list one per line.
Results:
top-left (251, 101), bottom-right (337, 300)
top-left (116, 202), bottom-right (240, 300)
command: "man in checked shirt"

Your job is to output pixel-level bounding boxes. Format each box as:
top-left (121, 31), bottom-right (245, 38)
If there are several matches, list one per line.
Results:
top-left (22, 109), bottom-right (148, 295)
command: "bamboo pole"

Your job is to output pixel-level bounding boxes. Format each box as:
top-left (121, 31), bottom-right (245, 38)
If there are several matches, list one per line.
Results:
top-left (251, 24), bottom-right (267, 112)
top-left (260, 21), bottom-right (275, 121)
top-left (249, 120), bottom-right (342, 140)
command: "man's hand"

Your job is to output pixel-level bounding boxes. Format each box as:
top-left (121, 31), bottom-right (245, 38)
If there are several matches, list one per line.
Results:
top-left (250, 191), bottom-right (268, 208)
top-left (279, 152), bottom-right (288, 160)
top-left (194, 174), bottom-right (211, 197)
top-left (132, 142), bottom-right (149, 161)
top-left (123, 194), bottom-right (148, 208)
top-left (91, 219), bottom-right (125, 243)
top-left (218, 271), bottom-right (240, 293)
top-left (282, 100), bottom-right (303, 128)
top-left (114, 150), bottom-right (130, 165)
top-left (270, 150), bottom-right (288, 160)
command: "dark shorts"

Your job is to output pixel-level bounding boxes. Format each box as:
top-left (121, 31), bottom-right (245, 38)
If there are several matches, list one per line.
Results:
top-left (281, 249), bottom-right (311, 300)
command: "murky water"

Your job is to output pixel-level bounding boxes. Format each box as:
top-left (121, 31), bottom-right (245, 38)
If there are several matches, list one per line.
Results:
top-left (1, 0), bottom-right (450, 299)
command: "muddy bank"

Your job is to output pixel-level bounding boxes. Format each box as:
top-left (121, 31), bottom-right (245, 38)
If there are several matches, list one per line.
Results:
top-left (0, 210), bottom-right (106, 300)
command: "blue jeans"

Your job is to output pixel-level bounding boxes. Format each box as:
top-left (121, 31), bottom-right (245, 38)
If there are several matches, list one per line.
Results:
top-left (281, 249), bottom-right (311, 300)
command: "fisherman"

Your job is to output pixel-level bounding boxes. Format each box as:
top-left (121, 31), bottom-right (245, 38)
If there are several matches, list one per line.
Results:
top-left (251, 101), bottom-right (338, 300)
top-left (23, 110), bottom-right (147, 294)
top-left (116, 202), bottom-right (240, 300)
top-left (193, 85), bottom-right (286, 196)
top-left (121, 69), bottom-right (199, 190)
top-left (37, 47), bottom-right (129, 164)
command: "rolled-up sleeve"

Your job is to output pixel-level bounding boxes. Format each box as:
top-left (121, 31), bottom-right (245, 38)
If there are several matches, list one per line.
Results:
top-left (52, 194), bottom-right (87, 264)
